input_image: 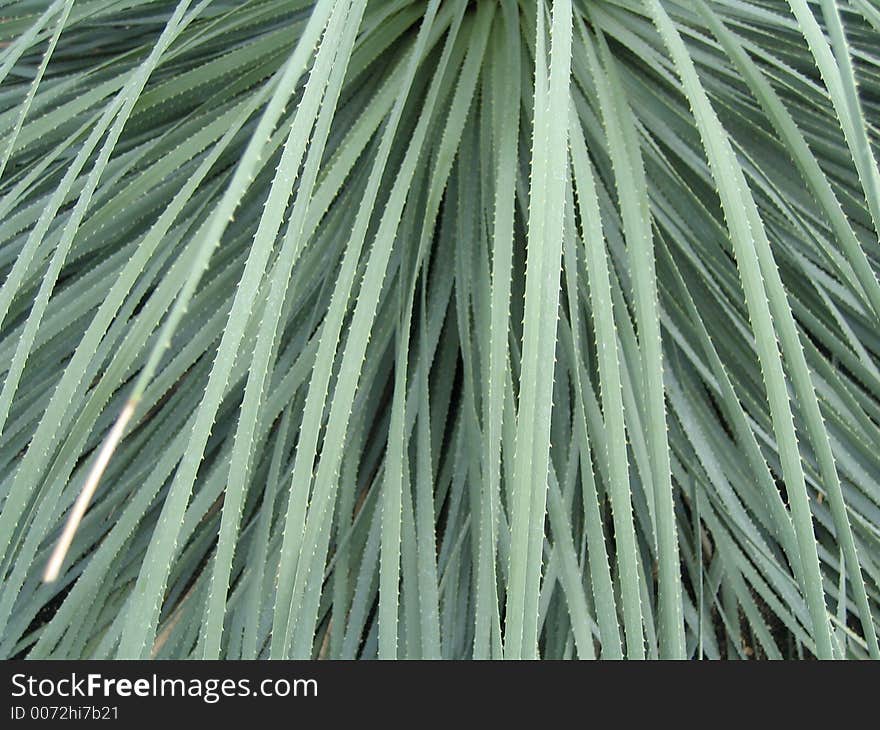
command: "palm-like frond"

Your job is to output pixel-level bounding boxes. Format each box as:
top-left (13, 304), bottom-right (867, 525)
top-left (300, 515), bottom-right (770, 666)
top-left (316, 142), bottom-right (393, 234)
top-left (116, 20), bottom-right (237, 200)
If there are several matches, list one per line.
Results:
top-left (0, 0), bottom-right (879, 659)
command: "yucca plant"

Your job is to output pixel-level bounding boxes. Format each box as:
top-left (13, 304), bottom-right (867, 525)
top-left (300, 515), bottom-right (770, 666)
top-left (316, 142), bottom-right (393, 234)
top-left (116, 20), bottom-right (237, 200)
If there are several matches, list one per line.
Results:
top-left (0, 0), bottom-right (878, 661)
